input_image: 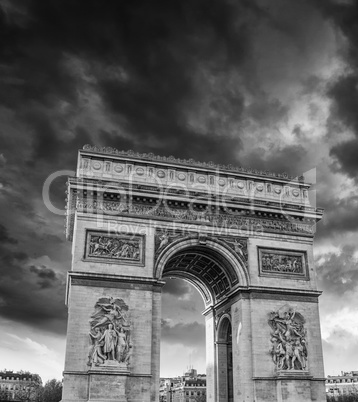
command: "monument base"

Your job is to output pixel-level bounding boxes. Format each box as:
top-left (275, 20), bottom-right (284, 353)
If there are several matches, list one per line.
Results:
top-left (253, 372), bottom-right (326, 402)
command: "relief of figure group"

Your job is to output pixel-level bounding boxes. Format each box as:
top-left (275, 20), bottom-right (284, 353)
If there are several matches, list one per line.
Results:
top-left (88, 297), bottom-right (133, 367)
top-left (262, 253), bottom-right (303, 274)
top-left (269, 307), bottom-right (307, 371)
top-left (88, 235), bottom-right (140, 260)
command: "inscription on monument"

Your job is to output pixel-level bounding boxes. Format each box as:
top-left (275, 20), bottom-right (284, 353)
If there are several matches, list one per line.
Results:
top-left (258, 248), bottom-right (307, 279)
top-left (88, 297), bottom-right (132, 369)
top-left (268, 306), bottom-right (308, 371)
top-left (85, 231), bottom-right (144, 265)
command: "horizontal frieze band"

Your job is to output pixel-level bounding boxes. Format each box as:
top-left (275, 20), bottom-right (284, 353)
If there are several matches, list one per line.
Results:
top-left (74, 198), bottom-right (315, 236)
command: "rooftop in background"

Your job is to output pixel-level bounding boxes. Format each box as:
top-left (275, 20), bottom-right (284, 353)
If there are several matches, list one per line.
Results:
top-left (327, 371), bottom-right (358, 378)
top-left (0, 371), bottom-right (35, 381)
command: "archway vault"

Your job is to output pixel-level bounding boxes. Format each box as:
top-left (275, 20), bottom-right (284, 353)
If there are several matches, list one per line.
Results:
top-left (155, 237), bottom-right (249, 307)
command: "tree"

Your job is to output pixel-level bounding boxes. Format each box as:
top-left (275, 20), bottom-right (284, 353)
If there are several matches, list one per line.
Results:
top-left (15, 374), bottom-right (43, 402)
top-left (0, 388), bottom-right (11, 401)
top-left (193, 394), bottom-right (206, 402)
top-left (327, 393), bottom-right (358, 402)
top-left (42, 380), bottom-right (62, 402)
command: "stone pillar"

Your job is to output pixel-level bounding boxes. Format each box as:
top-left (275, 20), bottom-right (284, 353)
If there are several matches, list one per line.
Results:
top-left (249, 295), bottom-right (326, 402)
top-left (205, 312), bottom-right (216, 402)
top-left (231, 297), bottom-right (254, 402)
top-left (150, 290), bottom-right (162, 402)
top-left (216, 341), bottom-right (228, 402)
top-left (61, 272), bottom-right (164, 402)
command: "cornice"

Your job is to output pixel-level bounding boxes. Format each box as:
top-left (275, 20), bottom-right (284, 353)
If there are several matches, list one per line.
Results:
top-left (82, 145), bottom-right (303, 183)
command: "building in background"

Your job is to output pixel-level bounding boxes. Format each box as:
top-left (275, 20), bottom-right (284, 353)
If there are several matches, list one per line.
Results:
top-left (160, 369), bottom-right (206, 402)
top-left (0, 371), bottom-right (36, 401)
top-left (326, 371), bottom-right (358, 397)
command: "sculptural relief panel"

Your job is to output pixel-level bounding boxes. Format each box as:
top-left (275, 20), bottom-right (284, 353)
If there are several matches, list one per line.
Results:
top-left (258, 248), bottom-right (308, 279)
top-left (268, 305), bottom-right (308, 372)
top-left (85, 231), bottom-right (145, 265)
top-left (88, 297), bottom-right (133, 370)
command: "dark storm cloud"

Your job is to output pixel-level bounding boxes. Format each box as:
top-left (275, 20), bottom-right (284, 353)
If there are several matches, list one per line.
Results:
top-left (328, 75), bottom-right (358, 134)
top-left (330, 138), bottom-right (358, 179)
top-left (317, 195), bottom-right (358, 237)
top-left (241, 144), bottom-right (307, 177)
top-left (316, 245), bottom-right (358, 296)
top-left (0, 0), bottom-right (351, 340)
top-left (0, 225), bottom-right (67, 333)
top-left (0, 224), bottom-right (17, 244)
top-left (0, 0), bottom-right (336, 184)
top-left (161, 319), bottom-right (205, 347)
top-left (29, 264), bottom-right (58, 289)
top-left (316, 1), bottom-right (358, 178)
top-left (162, 279), bottom-right (192, 297)
top-left (0, 0), bottom-right (254, 167)
top-left (327, 74), bottom-right (358, 180)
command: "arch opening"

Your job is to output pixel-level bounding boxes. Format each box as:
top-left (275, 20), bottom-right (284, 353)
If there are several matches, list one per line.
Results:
top-left (159, 241), bottom-right (242, 401)
top-left (160, 278), bottom-right (207, 393)
top-left (161, 244), bottom-right (241, 307)
top-left (217, 316), bottom-right (233, 402)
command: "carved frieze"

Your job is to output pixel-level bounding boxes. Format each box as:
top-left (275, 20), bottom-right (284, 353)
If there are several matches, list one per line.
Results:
top-left (88, 297), bottom-right (133, 369)
top-left (258, 248), bottom-right (308, 279)
top-left (85, 231), bottom-right (144, 265)
top-left (268, 305), bottom-right (307, 371)
top-left (77, 199), bottom-right (314, 236)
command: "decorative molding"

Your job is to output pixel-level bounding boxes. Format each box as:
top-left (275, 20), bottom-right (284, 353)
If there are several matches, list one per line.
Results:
top-left (258, 248), bottom-right (308, 279)
top-left (82, 145), bottom-right (299, 181)
top-left (84, 231), bottom-right (145, 265)
top-left (268, 305), bottom-right (308, 372)
top-left (88, 297), bottom-right (133, 370)
top-left (77, 199), bottom-right (314, 236)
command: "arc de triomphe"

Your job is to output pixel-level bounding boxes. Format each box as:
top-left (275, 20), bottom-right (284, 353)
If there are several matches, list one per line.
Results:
top-left (61, 145), bottom-right (326, 402)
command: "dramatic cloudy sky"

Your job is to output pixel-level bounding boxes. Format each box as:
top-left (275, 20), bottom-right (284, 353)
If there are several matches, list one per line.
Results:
top-left (0, 0), bottom-right (358, 382)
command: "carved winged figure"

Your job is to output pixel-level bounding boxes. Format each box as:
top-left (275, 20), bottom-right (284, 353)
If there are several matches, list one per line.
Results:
top-left (92, 303), bottom-right (122, 329)
top-left (156, 231), bottom-right (181, 252)
top-left (90, 297), bottom-right (128, 329)
top-left (158, 232), bottom-right (170, 249)
top-left (224, 238), bottom-right (247, 260)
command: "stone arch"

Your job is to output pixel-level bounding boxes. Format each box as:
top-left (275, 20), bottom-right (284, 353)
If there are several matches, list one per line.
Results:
top-left (216, 313), bottom-right (232, 343)
top-left (155, 237), bottom-right (249, 306)
top-left (216, 315), bottom-right (233, 402)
